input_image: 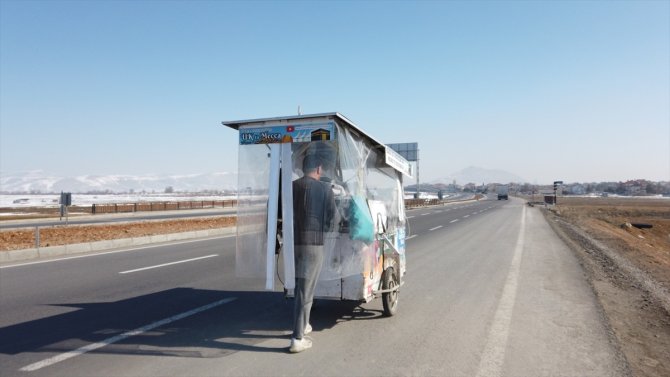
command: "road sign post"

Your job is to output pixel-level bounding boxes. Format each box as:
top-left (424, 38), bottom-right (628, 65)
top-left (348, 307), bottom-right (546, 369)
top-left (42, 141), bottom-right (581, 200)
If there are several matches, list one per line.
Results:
top-left (553, 181), bottom-right (563, 205)
top-left (60, 192), bottom-right (72, 224)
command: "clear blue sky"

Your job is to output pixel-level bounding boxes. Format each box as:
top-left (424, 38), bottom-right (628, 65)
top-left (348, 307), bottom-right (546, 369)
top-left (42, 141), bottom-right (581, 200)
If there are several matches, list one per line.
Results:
top-left (1, 0), bottom-right (668, 184)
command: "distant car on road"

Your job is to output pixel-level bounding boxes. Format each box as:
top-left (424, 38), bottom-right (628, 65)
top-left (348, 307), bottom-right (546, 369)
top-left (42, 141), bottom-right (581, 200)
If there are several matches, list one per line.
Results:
top-left (497, 185), bottom-right (509, 200)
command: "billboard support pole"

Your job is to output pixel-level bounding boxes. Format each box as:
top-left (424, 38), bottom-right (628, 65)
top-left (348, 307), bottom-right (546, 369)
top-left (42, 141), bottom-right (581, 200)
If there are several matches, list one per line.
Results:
top-left (417, 148), bottom-right (420, 197)
top-left (387, 142), bottom-right (419, 197)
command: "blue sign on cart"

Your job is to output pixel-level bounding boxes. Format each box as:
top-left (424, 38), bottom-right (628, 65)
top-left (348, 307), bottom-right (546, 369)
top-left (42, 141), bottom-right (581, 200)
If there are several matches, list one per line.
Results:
top-left (239, 122), bottom-right (335, 145)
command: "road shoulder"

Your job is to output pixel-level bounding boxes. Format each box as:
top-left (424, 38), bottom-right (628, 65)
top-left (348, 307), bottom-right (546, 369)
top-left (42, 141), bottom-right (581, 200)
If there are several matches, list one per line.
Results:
top-left (543, 208), bottom-right (670, 377)
top-left (500, 205), bottom-right (630, 376)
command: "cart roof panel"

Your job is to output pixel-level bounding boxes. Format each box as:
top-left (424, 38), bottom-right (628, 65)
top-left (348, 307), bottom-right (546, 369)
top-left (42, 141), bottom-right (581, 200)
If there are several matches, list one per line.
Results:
top-left (222, 112), bottom-right (412, 177)
top-left (222, 112), bottom-right (384, 147)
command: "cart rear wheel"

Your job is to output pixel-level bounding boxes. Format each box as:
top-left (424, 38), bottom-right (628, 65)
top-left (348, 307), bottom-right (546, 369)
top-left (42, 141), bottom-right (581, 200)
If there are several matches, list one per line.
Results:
top-left (382, 266), bottom-right (399, 317)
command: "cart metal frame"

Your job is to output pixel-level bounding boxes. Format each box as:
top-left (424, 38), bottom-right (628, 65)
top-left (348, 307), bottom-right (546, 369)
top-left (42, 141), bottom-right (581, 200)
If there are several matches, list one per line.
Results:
top-left (223, 113), bottom-right (411, 316)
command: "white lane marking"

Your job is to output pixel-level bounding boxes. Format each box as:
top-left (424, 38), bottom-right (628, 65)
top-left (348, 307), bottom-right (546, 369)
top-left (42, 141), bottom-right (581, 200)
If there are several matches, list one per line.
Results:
top-left (476, 206), bottom-right (526, 377)
top-left (407, 216), bottom-right (415, 219)
top-left (119, 254), bottom-right (218, 274)
top-left (464, 215), bottom-right (470, 218)
top-left (421, 213), bottom-right (429, 216)
top-left (406, 235), bottom-right (418, 240)
top-left (450, 219), bottom-right (459, 223)
top-left (429, 225), bottom-right (443, 231)
top-left (472, 212), bottom-right (478, 215)
top-left (0, 236), bottom-right (233, 269)
top-left (435, 210), bottom-right (443, 213)
top-left (20, 297), bottom-right (237, 372)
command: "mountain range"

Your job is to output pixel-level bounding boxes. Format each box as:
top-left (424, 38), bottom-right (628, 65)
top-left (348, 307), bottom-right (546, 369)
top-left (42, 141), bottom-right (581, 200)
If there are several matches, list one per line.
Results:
top-left (1, 166), bottom-right (524, 194)
top-left (1, 171), bottom-right (238, 194)
top-left (430, 166), bottom-right (526, 185)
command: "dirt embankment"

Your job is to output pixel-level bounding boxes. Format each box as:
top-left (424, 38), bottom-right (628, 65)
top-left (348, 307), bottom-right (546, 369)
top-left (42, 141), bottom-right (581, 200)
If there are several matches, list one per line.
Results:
top-left (0, 216), bottom-right (236, 251)
top-left (541, 197), bottom-right (670, 377)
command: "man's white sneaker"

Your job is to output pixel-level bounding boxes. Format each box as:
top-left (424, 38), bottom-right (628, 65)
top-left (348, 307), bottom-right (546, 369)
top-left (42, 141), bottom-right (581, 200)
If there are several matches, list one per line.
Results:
top-left (289, 337), bottom-right (312, 353)
top-left (304, 324), bottom-right (312, 335)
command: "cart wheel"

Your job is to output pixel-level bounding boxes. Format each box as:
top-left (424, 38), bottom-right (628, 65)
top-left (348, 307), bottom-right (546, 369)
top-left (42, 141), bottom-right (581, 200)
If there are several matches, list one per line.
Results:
top-left (382, 266), bottom-right (399, 317)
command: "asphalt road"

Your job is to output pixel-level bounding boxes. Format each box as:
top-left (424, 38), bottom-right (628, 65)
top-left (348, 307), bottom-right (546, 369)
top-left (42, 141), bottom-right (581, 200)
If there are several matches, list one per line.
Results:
top-left (0, 196), bottom-right (627, 376)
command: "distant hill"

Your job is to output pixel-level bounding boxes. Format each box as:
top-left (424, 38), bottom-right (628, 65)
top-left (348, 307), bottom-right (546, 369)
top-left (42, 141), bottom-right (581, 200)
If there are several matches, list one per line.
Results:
top-left (2, 166), bottom-right (524, 194)
top-left (431, 166), bottom-right (526, 185)
top-left (0, 171), bottom-right (238, 193)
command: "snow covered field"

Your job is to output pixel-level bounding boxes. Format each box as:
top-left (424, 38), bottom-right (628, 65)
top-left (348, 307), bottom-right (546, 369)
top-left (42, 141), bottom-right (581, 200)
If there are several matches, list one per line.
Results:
top-left (0, 194), bottom-right (237, 208)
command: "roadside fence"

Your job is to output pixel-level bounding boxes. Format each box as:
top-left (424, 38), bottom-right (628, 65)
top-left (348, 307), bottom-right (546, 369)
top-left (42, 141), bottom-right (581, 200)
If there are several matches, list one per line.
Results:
top-left (90, 200), bottom-right (237, 214)
top-left (405, 199), bottom-right (443, 208)
top-left (3, 195), bottom-right (484, 219)
top-left (404, 195), bottom-right (484, 209)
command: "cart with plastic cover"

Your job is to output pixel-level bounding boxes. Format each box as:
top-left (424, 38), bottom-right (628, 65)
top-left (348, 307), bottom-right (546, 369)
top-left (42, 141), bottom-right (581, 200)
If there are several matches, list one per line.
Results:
top-left (222, 113), bottom-right (411, 316)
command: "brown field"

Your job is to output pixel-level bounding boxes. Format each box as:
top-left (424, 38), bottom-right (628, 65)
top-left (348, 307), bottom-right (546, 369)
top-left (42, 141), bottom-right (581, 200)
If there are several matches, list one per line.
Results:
top-left (553, 197), bottom-right (670, 287)
top-left (0, 216), bottom-right (236, 251)
top-left (539, 196), bottom-right (670, 377)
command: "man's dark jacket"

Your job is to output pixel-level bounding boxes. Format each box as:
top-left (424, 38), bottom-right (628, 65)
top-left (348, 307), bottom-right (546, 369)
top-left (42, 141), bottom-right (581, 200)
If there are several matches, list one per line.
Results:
top-left (292, 176), bottom-right (336, 246)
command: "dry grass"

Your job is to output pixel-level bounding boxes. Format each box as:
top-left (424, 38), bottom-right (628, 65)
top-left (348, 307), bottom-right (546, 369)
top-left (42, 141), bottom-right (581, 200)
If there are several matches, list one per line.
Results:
top-left (554, 197), bottom-right (670, 288)
top-left (0, 216), bottom-right (236, 251)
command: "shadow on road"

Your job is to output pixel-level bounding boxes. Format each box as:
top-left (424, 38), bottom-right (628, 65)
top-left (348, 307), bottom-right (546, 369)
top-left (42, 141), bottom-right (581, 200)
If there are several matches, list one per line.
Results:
top-left (0, 287), bottom-right (386, 358)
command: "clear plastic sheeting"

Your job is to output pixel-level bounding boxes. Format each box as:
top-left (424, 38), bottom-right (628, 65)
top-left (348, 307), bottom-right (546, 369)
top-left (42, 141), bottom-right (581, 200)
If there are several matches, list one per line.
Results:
top-left (309, 124), bottom-right (407, 281)
top-left (232, 116), bottom-right (406, 300)
top-left (235, 143), bottom-right (271, 278)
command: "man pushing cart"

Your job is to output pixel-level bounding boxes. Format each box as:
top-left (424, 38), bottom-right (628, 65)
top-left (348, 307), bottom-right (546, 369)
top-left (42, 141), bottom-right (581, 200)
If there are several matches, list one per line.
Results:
top-left (223, 113), bottom-right (411, 352)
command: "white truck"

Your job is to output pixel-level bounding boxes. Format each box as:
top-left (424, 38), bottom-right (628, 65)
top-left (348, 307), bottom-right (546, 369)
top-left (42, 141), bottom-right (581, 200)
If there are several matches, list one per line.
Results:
top-left (497, 185), bottom-right (509, 200)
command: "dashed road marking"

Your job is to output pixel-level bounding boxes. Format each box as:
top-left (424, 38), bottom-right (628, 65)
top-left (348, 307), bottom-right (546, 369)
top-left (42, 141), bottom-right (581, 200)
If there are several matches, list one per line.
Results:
top-left (119, 254), bottom-right (218, 274)
top-left (406, 235), bottom-right (418, 240)
top-left (0, 236), bottom-right (231, 270)
top-left (450, 219), bottom-right (459, 223)
top-left (429, 225), bottom-right (443, 231)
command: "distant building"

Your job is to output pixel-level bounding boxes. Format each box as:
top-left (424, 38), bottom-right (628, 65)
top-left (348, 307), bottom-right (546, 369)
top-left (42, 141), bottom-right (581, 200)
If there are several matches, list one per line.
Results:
top-left (565, 183), bottom-right (586, 195)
